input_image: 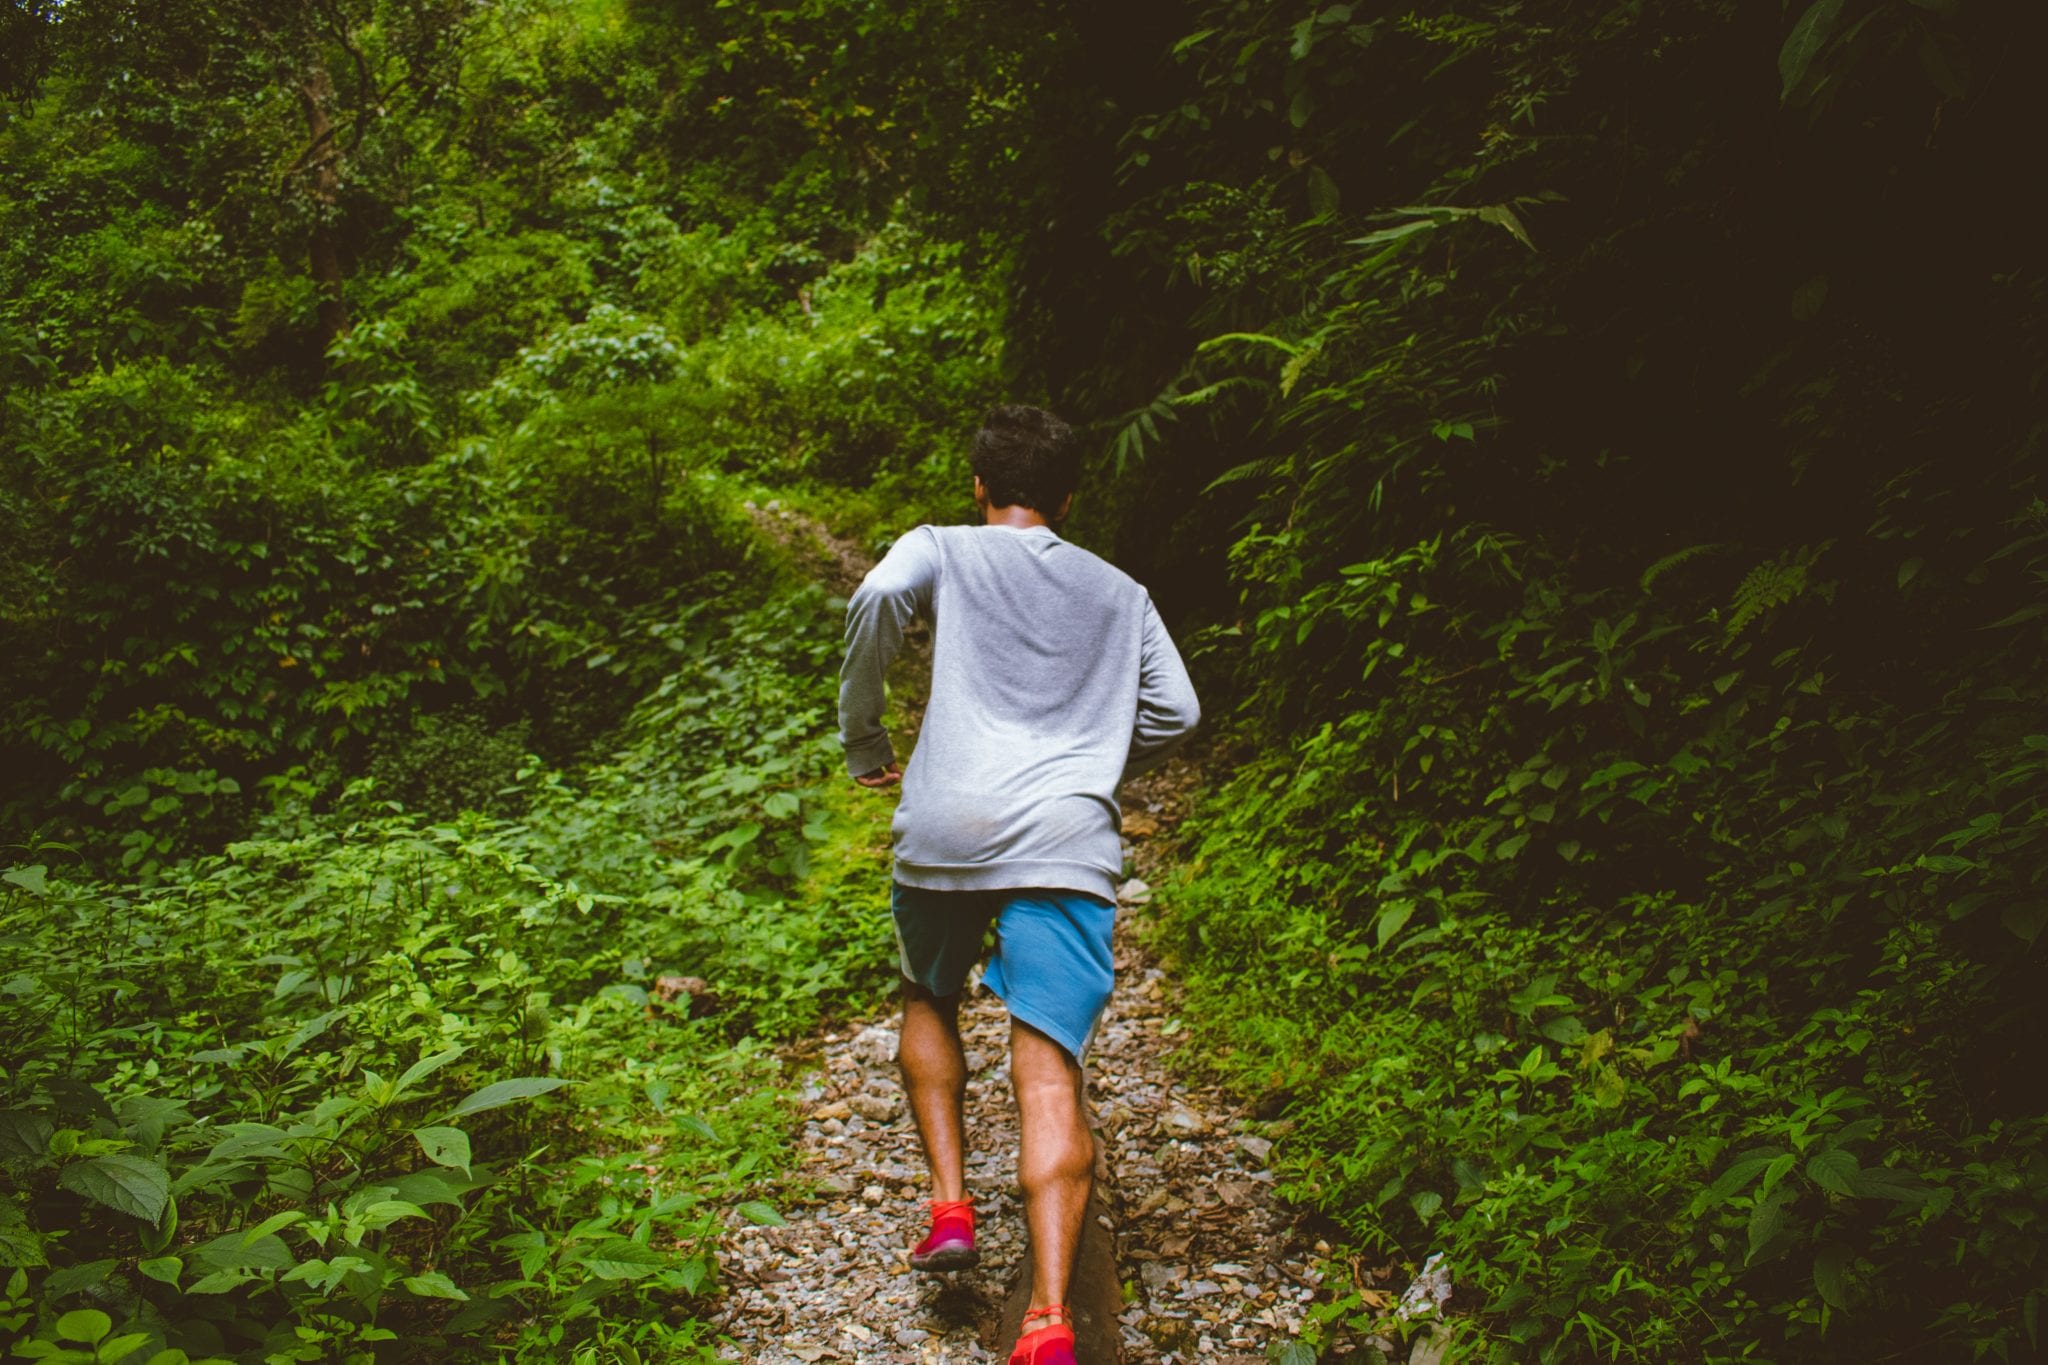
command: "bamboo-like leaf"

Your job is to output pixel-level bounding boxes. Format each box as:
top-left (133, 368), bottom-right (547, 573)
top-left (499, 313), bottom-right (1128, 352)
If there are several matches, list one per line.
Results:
top-left (1779, 0), bottom-right (1846, 101)
top-left (1195, 331), bottom-right (1305, 358)
top-left (1346, 219), bottom-right (1438, 248)
top-left (394, 1047), bottom-right (465, 1098)
top-left (448, 1077), bottom-right (569, 1118)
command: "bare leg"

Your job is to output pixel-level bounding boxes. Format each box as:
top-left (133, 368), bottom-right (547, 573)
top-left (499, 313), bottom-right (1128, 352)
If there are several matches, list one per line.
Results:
top-left (1012, 1018), bottom-right (1091, 1321)
top-left (899, 975), bottom-right (968, 1202)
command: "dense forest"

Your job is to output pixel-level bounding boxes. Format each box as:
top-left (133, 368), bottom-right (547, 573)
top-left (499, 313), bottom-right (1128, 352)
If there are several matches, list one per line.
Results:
top-left (2, 0), bottom-right (2043, 1361)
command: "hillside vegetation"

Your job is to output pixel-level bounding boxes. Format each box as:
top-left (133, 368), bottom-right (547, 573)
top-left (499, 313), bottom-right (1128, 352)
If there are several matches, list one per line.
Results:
top-left (2, 1), bottom-right (2043, 1361)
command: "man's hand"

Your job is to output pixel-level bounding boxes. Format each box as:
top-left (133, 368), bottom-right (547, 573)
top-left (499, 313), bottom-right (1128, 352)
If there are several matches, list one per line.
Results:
top-left (854, 763), bottom-right (902, 788)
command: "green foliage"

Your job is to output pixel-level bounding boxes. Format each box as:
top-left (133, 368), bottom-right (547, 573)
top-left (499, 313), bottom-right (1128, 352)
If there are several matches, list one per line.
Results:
top-left (0, 5), bottom-right (1004, 1355)
top-left (9, 0), bottom-right (2045, 1361)
top-left (0, 579), bottom-right (891, 1359)
top-left (1006, 0), bottom-right (2048, 1359)
top-left (1157, 498), bottom-right (2048, 1362)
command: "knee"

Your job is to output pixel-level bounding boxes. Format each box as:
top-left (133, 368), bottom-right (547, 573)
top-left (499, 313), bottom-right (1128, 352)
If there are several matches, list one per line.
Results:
top-left (1018, 1115), bottom-right (1095, 1189)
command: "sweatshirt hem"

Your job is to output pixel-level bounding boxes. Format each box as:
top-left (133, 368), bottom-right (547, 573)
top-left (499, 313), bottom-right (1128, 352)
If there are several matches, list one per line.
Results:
top-left (892, 858), bottom-right (1118, 904)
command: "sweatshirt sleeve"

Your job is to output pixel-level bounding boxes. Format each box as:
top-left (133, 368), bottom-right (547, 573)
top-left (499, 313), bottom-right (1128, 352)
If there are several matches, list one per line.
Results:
top-left (838, 528), bottom-right (939, 776)
top-left (1123, 594), bottom-right (1201, 782)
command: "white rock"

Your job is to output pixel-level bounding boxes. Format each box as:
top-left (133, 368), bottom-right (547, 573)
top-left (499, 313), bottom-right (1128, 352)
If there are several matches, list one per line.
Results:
top-left (1396, 1251), bottom-right (1454, 1320)
top-left (850, 1092), bottom-right (899, 1122)
top-left (850, 1023), bottom-right (898, 1064)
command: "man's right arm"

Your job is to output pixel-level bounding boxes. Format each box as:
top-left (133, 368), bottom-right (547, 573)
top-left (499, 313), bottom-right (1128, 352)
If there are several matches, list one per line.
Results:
top-left (838, 528), bottom-right (938, 778)
top-left (1124, 595), bottom-right (1200, 781)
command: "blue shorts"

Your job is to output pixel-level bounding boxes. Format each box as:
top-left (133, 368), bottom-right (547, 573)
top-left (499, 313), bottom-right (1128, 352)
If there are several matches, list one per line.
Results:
top-left (891, 883), bottom-right (1117, 1061)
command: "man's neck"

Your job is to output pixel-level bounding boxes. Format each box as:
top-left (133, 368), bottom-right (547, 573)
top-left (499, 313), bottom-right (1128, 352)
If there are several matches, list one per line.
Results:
top-left (983, 504), bottom-right (1052, 530)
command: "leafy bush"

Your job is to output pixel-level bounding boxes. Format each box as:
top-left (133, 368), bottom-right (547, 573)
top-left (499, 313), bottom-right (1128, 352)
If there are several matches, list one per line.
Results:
top-left (1158, 504), bottom-right (2048, 1362)
top-left (0, 576), bottom-right (894, 1360)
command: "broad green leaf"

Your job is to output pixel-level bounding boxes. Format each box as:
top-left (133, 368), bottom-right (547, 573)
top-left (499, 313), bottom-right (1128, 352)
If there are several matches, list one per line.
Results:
top-left (1307, 167), bottom-right (1340, 218)
top-left (98, 1334), bottom-right (152, 1362)
top-left (2001, 902), bottom-right (2048, 945)
top-left (1703, 1147), bottom-right (1783, 1209)
top-left (1746, 1192), bottom-right (1790, 1264)
top-left (43, 1258), bottom-right (115, 1297)
top-left (402, 1270), bottom-right (469, 1300)
top-left (240, 1210), bottom-right (306, 1247)
top-left (575, 1238), bottom-right (666, 1280)
top-left (737, 1200), bottom-right (785, 1227)
top-left (138, 1256), bottom-right (182, 1285)
top-left (205, 1122), bottom-right (288, 1161)
top-left (449, 1077), bottom-right (569, 1118)
top-left (281, 1009), bottom-right (343, 1059)
top-left (1918, 32), bottom-right (1967, 98)
top-left (0, 1109), bottom-right (55, 1162)
top-left (677, 1253), bottom-right (709, 1296)
top-left (59, 1155), bottom-right (169, 1223)
top-left (1, 864), bottom-right (48, 896)
top-left (187, 1267), bottom-right (260, 1295)
top-left (356, 1200), bottom-right (429, 1231)
top-left (0, 1198), bottom-right (47, 1267)
top-left (1850, 1164), bottom-right (1934, 1205)
top-left (1272, 1343), bottom-right (1319, 1365)
top-left (1813, 1244), bottom-right (1853, 1308)
top-left (387, 1167), bottom-right (479, 1208)
top-left (1805, 1148), bottom-right (1860, 1197)
top-left (413, 1126), bottom-right (472, 1174)
top-left (193, 1230), bottom-right (293, 1272)
top-left (55, 1308), bottom-right (111, 1344)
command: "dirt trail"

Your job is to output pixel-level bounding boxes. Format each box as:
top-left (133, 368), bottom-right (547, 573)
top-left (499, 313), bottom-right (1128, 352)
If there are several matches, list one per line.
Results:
top-left (712, 514), bottom-right (1338, 1362)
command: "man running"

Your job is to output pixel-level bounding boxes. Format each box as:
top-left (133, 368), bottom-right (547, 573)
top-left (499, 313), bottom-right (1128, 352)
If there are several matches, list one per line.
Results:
top-left (838, 404), bottom-right (1200, 1365)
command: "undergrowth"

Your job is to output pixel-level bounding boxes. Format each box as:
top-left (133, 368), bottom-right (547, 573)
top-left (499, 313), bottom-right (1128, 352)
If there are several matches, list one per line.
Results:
top-left (0, 568), bottom-right (910, 1361)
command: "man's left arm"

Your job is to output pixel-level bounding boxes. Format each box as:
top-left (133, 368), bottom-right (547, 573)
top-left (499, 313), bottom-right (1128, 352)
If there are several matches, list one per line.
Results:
top-left (839, 529), bottom-right (938, 783)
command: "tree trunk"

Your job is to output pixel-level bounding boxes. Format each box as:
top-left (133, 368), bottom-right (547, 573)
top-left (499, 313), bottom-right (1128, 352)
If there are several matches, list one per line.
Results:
top-left (297, 58), bottom-right (348, 349)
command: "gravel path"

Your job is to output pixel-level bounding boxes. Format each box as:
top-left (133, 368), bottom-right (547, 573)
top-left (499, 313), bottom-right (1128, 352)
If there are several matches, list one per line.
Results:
top-left (712, 760), bottom-right (1336, 1363)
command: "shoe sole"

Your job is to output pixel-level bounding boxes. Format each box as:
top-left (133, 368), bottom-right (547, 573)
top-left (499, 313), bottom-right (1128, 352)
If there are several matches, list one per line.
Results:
top-left (910, 1244), bottom-right (980, 1273)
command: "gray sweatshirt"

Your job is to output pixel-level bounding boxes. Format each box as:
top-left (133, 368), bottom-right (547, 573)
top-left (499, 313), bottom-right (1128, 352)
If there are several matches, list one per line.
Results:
top-left (838, 523), bottom-right (1200, 901)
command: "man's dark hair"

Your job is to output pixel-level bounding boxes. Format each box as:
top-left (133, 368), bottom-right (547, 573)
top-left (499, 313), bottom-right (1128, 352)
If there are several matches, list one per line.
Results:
top-left (971, 405), bottom-right (1080, 515)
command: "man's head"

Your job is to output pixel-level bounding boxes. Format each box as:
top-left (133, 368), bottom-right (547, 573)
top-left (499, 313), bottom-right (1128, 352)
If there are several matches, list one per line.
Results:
top-left (970, 404), bottom-right (1079, 521)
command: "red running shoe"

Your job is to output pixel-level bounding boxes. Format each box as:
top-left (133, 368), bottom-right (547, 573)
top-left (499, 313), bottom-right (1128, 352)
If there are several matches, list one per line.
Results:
top-left (1007, 1306), bottom-right (1076, 1365)
top-left (909, 1198), bottom-right (978, 1272)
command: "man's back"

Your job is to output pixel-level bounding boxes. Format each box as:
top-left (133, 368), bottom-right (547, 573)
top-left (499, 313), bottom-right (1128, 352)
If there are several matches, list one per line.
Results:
top-left (839, 522), bottom-right (1199, 902)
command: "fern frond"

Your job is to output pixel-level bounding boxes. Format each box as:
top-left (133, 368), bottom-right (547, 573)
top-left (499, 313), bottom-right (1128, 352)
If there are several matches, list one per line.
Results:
top-left (1202, 455), bottom-right (1284, 495)
top-left (1640, 542), bottom-right (1722, 592)
top-left (1726, 559), bottom-right (1807, 639)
